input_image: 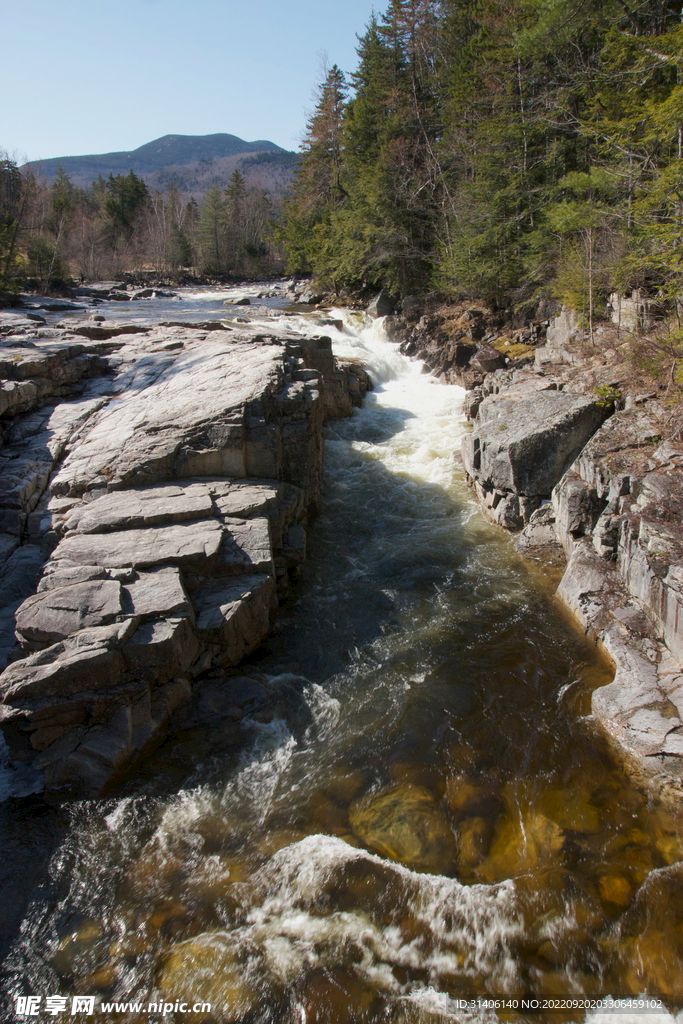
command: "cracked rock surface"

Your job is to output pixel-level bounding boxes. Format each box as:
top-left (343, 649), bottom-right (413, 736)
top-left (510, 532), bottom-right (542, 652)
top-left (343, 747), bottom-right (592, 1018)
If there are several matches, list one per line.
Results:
top-left (0, 318), bottom-right (369, 795)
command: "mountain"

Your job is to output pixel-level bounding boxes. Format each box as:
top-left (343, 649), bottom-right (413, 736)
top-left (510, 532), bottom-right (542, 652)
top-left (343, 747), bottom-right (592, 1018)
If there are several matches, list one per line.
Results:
top-left (22, 133), bottom-right (299, 196)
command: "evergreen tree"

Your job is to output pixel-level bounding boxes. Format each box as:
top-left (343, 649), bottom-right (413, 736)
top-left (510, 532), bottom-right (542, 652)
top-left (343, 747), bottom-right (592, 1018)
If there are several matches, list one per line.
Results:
top-left (198, 185), bottom-right (227, 274)
top-left (280, 64), bottom-right (349, 279)
top-left (0, 158), bottom-right (26, 292)
top-left (102, 170), bottom-right (150, 246)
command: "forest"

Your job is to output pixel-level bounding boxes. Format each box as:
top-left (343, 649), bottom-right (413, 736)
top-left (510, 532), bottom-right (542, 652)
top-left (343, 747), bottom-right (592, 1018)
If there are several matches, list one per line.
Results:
top-left (3, 0), bottom-right (683, 331)
top-left (0, 161), bottom-right (284, 293)
top-left (280, 0), bottom-right (683, 328)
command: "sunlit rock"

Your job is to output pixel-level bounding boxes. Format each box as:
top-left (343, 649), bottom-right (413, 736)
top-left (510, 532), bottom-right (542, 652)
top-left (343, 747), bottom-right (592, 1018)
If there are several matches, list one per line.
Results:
top-left (0, 318), bottom-right (368, 794)
top-left (15, 579), bottom-right (124, 643)
top-left (349, 783), bottom-right (456, 873)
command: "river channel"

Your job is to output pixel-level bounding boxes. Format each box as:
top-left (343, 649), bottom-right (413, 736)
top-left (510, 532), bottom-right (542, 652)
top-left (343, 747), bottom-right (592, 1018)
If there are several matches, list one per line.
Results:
top-left (1, 284), bottom-right (682, 1023)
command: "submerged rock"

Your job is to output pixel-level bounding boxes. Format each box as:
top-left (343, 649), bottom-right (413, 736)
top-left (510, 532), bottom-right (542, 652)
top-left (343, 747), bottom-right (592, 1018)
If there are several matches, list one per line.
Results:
top-left (157, 932), bottom-right (257, 1020)
top-left (299, 966), bottom-right (380, 1024)
top-left (349, 783), bottom-right (456, 873)
top-left (475, 811), bottom-right (565, 883)
top-left (613, 863), bottom-right (683, 996)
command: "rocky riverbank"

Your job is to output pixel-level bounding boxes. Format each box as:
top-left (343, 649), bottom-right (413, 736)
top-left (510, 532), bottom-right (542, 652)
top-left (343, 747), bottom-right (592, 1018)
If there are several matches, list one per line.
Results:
top-left (0, 310), bottom-right (370, 796)
top-left (399, 302), bottom-right (683, 801)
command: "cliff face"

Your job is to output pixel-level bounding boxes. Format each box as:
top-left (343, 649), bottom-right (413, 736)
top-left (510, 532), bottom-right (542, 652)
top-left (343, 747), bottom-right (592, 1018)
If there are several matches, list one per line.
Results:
top-left (457, 310), bottom-right (683, 800)
top-left (0, 314), bottom-right (370, 795)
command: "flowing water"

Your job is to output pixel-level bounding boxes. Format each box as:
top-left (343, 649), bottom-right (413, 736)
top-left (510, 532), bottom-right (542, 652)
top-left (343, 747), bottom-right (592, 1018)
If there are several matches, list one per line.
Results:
top-left (2, 288), bottom-right (683, 1023)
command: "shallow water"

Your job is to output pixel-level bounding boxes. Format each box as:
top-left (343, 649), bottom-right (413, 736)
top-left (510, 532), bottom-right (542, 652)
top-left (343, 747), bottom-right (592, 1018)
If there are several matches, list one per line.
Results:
top-left (2, 289), bottom-right (683, 1022)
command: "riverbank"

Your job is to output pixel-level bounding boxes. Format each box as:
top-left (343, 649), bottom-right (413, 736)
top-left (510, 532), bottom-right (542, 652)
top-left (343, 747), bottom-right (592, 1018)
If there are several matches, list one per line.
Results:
top-left (392, 299), bottom-right (683, 803)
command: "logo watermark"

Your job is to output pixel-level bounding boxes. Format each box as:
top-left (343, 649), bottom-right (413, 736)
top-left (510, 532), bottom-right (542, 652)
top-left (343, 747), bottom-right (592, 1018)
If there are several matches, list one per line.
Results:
top-left (14, 996), bottom-right (212, 1017)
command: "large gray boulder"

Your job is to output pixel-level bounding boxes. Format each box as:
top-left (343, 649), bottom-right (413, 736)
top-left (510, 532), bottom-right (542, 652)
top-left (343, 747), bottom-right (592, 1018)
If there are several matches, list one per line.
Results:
top-left (462, 390), bottom-right (608, 502)
top-left (367, 290), bottom-right (395, 318)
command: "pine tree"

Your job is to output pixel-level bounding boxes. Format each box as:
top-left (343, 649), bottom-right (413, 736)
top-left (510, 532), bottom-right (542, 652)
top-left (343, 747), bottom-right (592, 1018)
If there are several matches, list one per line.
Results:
top-left (0, 158), bottom-right (26, 292)
top-left (280, 64), bottom-right (349, 279)
top-left (198, 185), bottom-right (227, 274)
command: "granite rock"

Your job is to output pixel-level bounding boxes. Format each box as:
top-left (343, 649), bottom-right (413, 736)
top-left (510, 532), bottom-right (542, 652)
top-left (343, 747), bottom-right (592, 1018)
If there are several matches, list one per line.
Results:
top-left (0, 317), bottom-right (370, 794)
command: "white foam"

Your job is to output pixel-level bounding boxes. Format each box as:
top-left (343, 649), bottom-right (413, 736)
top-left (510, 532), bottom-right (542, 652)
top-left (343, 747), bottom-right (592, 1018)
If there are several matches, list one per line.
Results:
top-left (240, 835), bottom-right (523, 994)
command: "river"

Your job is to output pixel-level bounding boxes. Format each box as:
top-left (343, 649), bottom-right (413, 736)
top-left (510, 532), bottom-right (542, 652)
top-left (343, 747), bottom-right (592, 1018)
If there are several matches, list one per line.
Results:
top-left (1, 285), bottom-right (682, 1023)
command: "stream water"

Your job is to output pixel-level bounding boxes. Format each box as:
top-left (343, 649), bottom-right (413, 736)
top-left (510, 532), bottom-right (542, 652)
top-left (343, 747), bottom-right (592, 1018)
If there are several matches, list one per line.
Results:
top-left (1, 286), bottom-right (683, 1023)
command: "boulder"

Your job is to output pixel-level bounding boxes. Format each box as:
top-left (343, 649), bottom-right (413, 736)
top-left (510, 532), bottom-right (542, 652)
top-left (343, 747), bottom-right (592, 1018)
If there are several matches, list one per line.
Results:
top-left (469, 344), bottom-right (505, 374)
top-left (366, 290), bottom-right (395, 318)
top-left (462, 390), bottom-right (608, 499)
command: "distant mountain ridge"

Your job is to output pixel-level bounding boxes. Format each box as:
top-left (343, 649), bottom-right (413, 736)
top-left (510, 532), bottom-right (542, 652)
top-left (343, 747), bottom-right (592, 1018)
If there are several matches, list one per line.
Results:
top-left (22, 133), bottom-right (294, 191)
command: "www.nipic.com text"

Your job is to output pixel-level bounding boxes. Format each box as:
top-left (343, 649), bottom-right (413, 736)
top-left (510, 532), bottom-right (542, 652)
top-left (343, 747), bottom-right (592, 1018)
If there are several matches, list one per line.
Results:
top-left (14, 996), bottom-right (212, 1016)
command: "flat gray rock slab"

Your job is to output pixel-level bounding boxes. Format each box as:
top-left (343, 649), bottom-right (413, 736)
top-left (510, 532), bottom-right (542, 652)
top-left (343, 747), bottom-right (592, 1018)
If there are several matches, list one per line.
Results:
top-left (15, 579), bottom-right (123, 643)
top-left (212, 480), bottom-right (283, 518)
top-left (0, 644), bottom-right (125, 704)
top-left (64, 482), bottom-right (214, 534)
top-left (53, 520), bottom-right (223, 569)
top-left (49, 335), bottom-right (285, 493)
top-left (218, 518), bottom-right (273, 573)
top-left (123, 567), bottom-right (193, 621)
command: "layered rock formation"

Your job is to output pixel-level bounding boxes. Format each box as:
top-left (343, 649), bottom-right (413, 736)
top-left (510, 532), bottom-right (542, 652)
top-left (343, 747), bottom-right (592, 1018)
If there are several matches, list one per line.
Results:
top-left (459, 310), bottom-right (683, 798)
top-left (0, 316), bottom-right (370, 795)
top-left (461, 380), bottom-right (609, 529)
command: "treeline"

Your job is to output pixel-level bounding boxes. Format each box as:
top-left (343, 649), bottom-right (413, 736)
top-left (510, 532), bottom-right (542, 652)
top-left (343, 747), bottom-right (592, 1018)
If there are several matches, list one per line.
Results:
top-left (0, 162), bottom-right (282, 293)
top-left (281, 0), bottom-right (683, 323)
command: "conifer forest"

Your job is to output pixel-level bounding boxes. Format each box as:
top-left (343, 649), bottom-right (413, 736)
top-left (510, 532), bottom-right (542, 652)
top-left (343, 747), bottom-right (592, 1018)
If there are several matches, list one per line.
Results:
top-left (281, 0), bottom-right (683, 323)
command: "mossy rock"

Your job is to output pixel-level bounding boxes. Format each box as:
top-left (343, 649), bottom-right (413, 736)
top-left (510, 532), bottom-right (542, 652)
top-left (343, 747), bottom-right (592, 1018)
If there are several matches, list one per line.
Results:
top-left (491, 336), bottom-right (535, 360)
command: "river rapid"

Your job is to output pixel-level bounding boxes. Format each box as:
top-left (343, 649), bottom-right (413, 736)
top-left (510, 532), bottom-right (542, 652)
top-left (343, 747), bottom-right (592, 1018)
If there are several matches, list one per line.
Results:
top-left (1, 285), bottom-right (683, 1023)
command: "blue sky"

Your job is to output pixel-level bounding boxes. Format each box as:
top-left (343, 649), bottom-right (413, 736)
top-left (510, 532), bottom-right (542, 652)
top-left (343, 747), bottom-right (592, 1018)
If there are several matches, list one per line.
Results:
top-left (3, 0), bottom-right (379, 162)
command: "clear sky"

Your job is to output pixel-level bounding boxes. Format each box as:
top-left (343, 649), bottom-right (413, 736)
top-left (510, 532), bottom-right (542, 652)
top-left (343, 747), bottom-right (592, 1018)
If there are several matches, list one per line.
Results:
top-left (3, 0), bottom-right (380, 163)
